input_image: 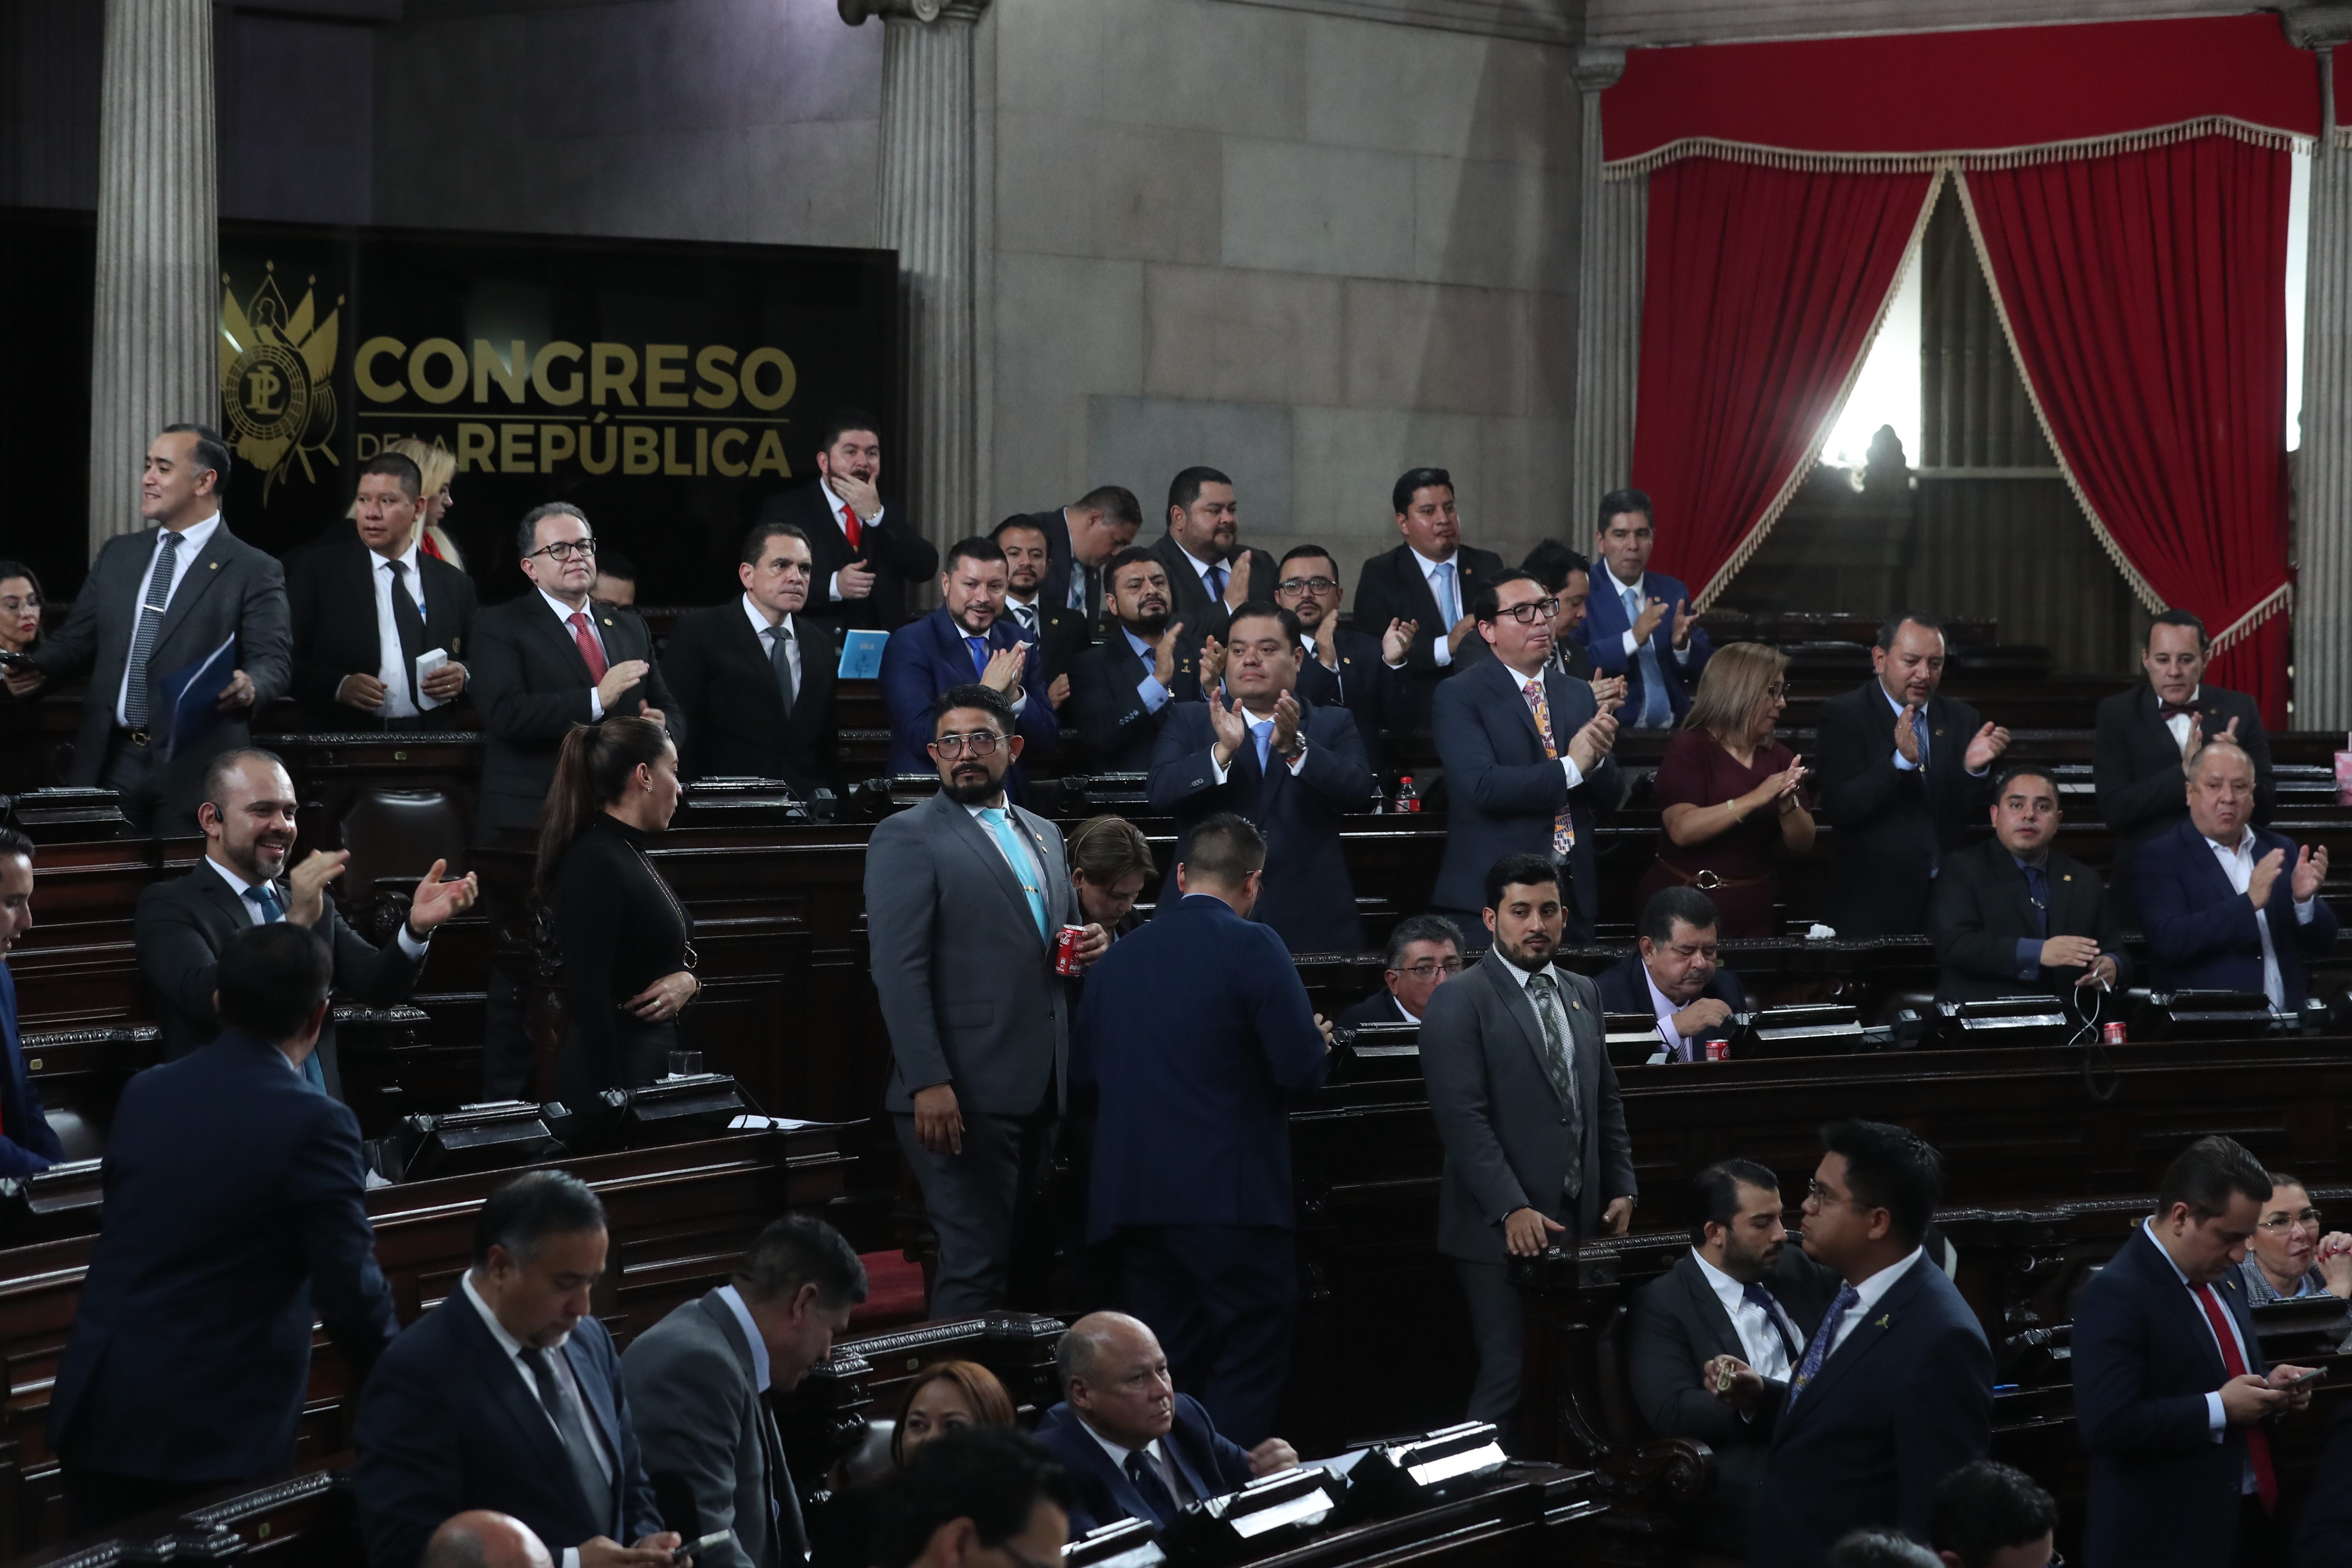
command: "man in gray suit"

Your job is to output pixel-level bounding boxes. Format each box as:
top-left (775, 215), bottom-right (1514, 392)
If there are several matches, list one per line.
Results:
top-left (21, 425), bottom-right (292, 835)
top-left (1421, 851), bottom-right (1635, 1433)
top-left (866, 683), bottom-right (1107, 1317)
top-left (622, 1216), bottom-right (868, 1568)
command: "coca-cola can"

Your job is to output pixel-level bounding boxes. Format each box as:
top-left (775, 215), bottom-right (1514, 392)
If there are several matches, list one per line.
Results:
top-left (2103, 1020), bottom-right (2128, 1046)
top-left (1705, 1038), bottom-right (1730, 1063)
top-left (1054, 925), bottom-right (1086, 977)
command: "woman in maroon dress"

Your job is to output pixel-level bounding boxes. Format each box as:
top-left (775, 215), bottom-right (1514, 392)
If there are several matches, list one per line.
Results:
top-left (1633, 643), bottom-right (1815, 938)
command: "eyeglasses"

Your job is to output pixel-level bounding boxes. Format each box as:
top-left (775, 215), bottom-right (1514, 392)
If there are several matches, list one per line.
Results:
top-left (1806, 1179), bottom-right (1862, 1210)
top-left (0, 595), bottom-right (37, 613)
top-left (930, 731), bottom-right (1004, 759)
top-left (2259, 1209), bottom-right (2324, 1234)
top-left (1395, 959), bottom-right (1465, 979)
top-left (1490, 598), bottom-right (1562, 625)
top-left (1763, 683), bottom-right (1787, 700)
top-left (1276, 576), bottom-right (1340, 596)
top-left (526, 539), bottom-right (597, 562)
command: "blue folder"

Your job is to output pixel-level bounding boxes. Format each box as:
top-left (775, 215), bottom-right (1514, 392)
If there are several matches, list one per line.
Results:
top-left (157, 634), bottom-right (238, 762)
top-left (837, 628), bottom-right (889, 680)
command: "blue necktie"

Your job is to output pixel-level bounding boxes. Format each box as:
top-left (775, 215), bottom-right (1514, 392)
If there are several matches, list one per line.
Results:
top-left (1207, 564), bottom-right (1227, 602)
top-left (2022, 862), bottom-right (2049, 935)
top-left (966, 636), bottom-right (989, 679)
top-left (1124, 1450), bottom-right (1179, 1528)
top-left (1251, 718), bottom-right (1273, 774)
top-left (245, 885), bottom-right (326, 1093)
top-left (1743, 1282), bottom-right (1799, 1362)
top-left (1626, 584), bottom-right (1669, 728)
top-left (1786, 1283), bottom-right (1860, 1407)
top-left (1434, 561), bottom-right (1459, 627)
top-left (978, 808), bottom-right (1048, 939)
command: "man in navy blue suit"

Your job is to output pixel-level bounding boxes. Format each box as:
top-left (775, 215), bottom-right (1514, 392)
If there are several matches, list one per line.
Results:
top-left (1430, 571), bottom-right (1624, 946)
top-left (1147, 602), bottom-right (1376, 954)
top-left (1706, 1121), bottom-right (1992, 1568)
top-left (2137, 741), bottom-right (2337, 1010)
top-left (0, 827), bottom-right (66, 1178)
top-left (1572, 488), bottom-right (1711, 730)
top-left (355, 1170), bottom-right (679, 1568)
top-left (1595, 888), bottom-right (1748, 1062)
top-left (880, 536), bottom-right (1059, 788)
top-left (2075, 1135), bottom-right (2316, 1568)
top-left (1033, 1312), bottom-right (1298, 1535)
top-left (50, 922), bottom-right (397, 1529)
top-left (1077, 815), bottom-right (1331, 1443)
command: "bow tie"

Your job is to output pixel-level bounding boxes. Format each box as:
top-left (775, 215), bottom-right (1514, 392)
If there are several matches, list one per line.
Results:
top-left (2159, 701), bottom-right (2199, 721)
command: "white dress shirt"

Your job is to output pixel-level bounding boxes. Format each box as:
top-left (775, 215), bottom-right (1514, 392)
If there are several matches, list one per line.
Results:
top-left (1691, 1248), bottom-right (1799, 1382)
top-left (1642, 964), bottom-right (1692, 1061)
top-left (206, 854), bottom-right (428, 958)
top-left (2142, 1219), bottom-right (2260, 1472)
top-left (540, 588), bottom-right (611, 720)
top-left (1814, 1246), bottom-right (1926, 1366)
top-left (2202, 825), bottom-right (2316, 1009)
top-left (114, 513), bottom-right (222, 727)
top-left (460, 1270), bottom-right (612, 1568)
top-left (2163, 685), bottom-right (2202, 750)
top-left (823, 484), bottom-right (882, 603)
top-left (1412, 546), bottom-right (1461, 668)
top-left (1602, 567), bottom-right (1695, 665)
top-left (742, 594), bottom-right (803, 695)
top-left (369, 540), bottom-right (434, 717)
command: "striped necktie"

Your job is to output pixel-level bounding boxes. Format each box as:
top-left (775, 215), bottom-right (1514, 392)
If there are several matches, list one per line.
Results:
top-left (123, 532), bottom-right (183, 730)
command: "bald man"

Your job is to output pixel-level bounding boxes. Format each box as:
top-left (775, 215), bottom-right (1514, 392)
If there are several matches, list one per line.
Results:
top-left (423, 1511), bottom-right (556, 1568)
top-left (1031, 1313), bottom-right (1296, 1534)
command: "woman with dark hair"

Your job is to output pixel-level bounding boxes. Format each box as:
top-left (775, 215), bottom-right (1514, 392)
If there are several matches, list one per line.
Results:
top-left (0, 561), bottom-right (43, 702)
top-left (535, 715), bottom-right (701, 1099)
top-left (891, 1360), bottom-right (1017, 1467)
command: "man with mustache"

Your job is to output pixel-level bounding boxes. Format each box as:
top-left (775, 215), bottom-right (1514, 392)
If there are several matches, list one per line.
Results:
top-left (880, 538), bottom-right (1060, 796)
top-left (134, 747), bottom-right (478, 1097)
top-left (1928, 766), bottom-right (2128, 1006)
top-left (1069, 548), bottom-right (1212, 772)
top-left (865, 685), bottom-right (1107, 1316)
top-left (991, 517), bottom-right (1089, 696)
top-left (1146, 467), bottom-right (1275, 645)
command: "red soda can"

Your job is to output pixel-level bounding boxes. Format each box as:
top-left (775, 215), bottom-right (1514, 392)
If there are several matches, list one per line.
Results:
top-left (1054, 925), bottom-right (1086, 977)
top-left (1705, 1038), bottom-right (1730, 1062)
top-left (2103, 1020), bottom-right (2127, 1046)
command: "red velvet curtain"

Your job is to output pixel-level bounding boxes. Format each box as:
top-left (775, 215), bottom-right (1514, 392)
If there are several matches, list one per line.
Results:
top-left (1633, 160), bottom-right (1936, 605)
top-left (1963, 137), bottom-right (2294, 725)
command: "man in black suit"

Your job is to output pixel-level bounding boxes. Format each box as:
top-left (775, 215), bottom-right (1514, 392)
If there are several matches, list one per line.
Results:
top-left (1145, 606), bottom-right (1376, 954)
top-left (1815, 614), bottom-right (2009, 937)
top-left (1707, 1122), bottom-right (1993, 1568)
top-left (661, 519), bottom-right (838, 798)
top-left (2076, 1135), bottom-right (2315, 1568)
top-left (1025, 486), bottom-right (1142, 630)
top-left (1271, 544), bottom-right (1408, 773)
top-left (1069, 547), bottom-right (1209, 772)
top-left (1336, 914), bottom-right (1463, 1026)
top-left (355, 1170), bottom-right (680, 1568)
top-left (1928, 766), bottom-right (2128, 1005)
top-left (20, 424), bottom-right (292, 834)
top-left (288, 450), bottom-right (477, 729)
top-left (752, 411), bottom-right (938, 635)
top-left (1147, 466), bottom-right (1275, 645)
top-left (1627, 1159), bottom-right (1841, 1556)
top-left (1351, 468), bottom-right (1509, 730)
top-left (50, 923), bottom-right (399, 1528)
top-left (135, 748), bottom-right (476, 1097)
top-left (1596, 888), bottom-right (1749, 1062)
top-left (994, 516), bottom-right (1090, 695)
top-left (1522, 543), bottom-right (1628, 704)
top-left (2093, 609), bottom-right (2275, 919)
top-left (470, 502), bottom-right (679, 843)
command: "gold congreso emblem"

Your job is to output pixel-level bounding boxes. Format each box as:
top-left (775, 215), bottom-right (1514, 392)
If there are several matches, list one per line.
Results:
top-left (220, 262), bottom-right (340, 502)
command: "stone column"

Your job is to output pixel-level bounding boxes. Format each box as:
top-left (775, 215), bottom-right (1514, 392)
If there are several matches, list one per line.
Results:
top-left (86, 0), bottom-right (217, 556)
top-left (842, 0), bottom-right (989, 549)
top-left (1569, 47), bottom-right (1645, 534)
top-left (2292, 12), bottom-right (2352, 727)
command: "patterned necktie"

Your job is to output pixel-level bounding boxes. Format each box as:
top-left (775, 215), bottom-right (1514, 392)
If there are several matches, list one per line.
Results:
top-left (526, 1346), bottom-right (616, 1530)
top-left (1787, 1283), bottom-right (1862, 1407)
top-left (1521, 972), bottom-right (1583, 1199)
top-left (386, 559), bottom-right (428, 706)
top-left (967, 636), bottom-right (989, 679)
top-left (124, 531), bottom-right (183, 729)
top-left (979, 808), bottom-right (1048, 938)
top-left (2194, 1281), bottom-right (2279, 1510)
top-left (1521, 679), bottom-right (1577, 860)
top-left (1625, 585), bottom-right (1669, 728)
top-left (2021, 862), bottom-right (2048, 936)
top-left (1124, 1449), bottom-right (1179, 1526)
top-left (1742, 1282), bottom-right (1800, 1363)
top-left (567, 612), bottom-right (607, 682)
top-left (768, 623), bottom-right (797, 716)
top-left (1013, 602), bottom-right (1038, 636)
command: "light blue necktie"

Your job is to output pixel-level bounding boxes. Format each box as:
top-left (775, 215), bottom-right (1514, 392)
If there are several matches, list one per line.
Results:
top-left (245, 885), bottom-right (327, 1093)
top-left (978, 808), bottom-right (1048, 939)
top-left (1251, 718), bottom-right (1274, 774)
top-left (966, 636), bottom-right (989, 679)
top-left (1786, 1283), bottom-right (1861, 1407)
top-left (1434, 561), bottom-right (1459, 627)
top-left (1626, 584), bottom-right (1669, 728)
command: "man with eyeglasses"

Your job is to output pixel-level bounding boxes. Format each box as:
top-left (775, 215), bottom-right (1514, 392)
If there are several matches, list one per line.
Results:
top-left (1272, 545), bottom-right (1410, 773)
top-left (1336, 914), bottom-right (1463, 1027)
top-left (1927, 766), bottom-right (2127, 1007)
top-left (1351, 468), bottom-right (1508, 730)
top-left (1597, 887), bottom-right (1748, 1063)
top-left (865, 684), bottom-right (1106, 1318)
top-left (1429, 571), bottom-right (1623, 947)
top-left (2075, 1135), bottom-right (2316, 1568)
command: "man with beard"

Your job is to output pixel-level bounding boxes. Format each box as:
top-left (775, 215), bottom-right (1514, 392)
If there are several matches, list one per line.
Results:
top-left (1148, 467), bottom-right (1276, 645)
top-left (1271, 545), bottom-right (1409, 773)
top-left (865, 685), bottom-right (1108, 1316)
top-left (753, 412), bottom-right (938, 634)
top-left (880, 538), bottom-right (1060, 794)
top-left (1625, 1159), bottom-right (1841, 1555)
top-left (1421, 853), bottom-right (1635, 1430)
top-left (992, 517), bottom-right (1089, 696)
top-left (134, 747), bottom-right (477, 1096)
top-left (1070, 547), bottom-right (1212, 772)
top-left (1146, 603), bottom-right (1375, 954)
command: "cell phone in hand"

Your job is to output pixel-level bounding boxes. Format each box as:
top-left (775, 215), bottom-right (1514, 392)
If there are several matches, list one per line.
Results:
top-left (2286, 1367), bottom-right (2329, 1390)
top-left (673, 1530), bottom-right (733, 1564)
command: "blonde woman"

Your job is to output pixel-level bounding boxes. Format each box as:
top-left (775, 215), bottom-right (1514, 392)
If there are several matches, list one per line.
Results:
top-left (1632, 642), bottom-right (1813, 938)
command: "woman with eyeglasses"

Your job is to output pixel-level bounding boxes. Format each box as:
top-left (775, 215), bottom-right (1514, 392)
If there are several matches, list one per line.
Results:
top-left (2237, 1175), bottom-right (2352, 1306)
top-left (0, 561), bottom-right (44, 704)
top-left (1633, 643), bottom-right (1814, 939)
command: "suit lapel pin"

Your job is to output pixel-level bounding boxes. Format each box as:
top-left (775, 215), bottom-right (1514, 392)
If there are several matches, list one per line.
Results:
top-left (209, 561), bottom-right (220, 570)
top-left (1874, 1313), bottom-right (1891, 1328)
top-left (2063, 874), bottom-right (2072, 882)
top-left (603, 618), bottom-right (614, 626)
top-left (1571, 1000), bottom-right (1581, 1010)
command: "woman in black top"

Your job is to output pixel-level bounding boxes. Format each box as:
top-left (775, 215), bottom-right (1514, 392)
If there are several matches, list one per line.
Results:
top-left (535, 714), bottom-right (700, 1100)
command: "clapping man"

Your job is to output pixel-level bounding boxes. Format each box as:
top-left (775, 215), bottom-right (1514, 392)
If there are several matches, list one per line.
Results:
top-left (1273, 545), bottom-right (1409, 772)
top-left (1069, 548), bottom-right (1209, 772)
top-left (879, 538), bottom-right (1060, 796)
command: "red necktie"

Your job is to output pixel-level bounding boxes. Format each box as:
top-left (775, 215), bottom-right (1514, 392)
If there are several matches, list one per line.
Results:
top-left (567, 612), bottom-right (608, 683)
top-left (839, 496), bottom-right (862, 551)
top-left (2194, 1281), bottom-right (2278, 1511)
